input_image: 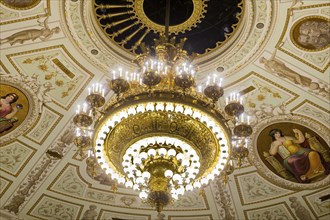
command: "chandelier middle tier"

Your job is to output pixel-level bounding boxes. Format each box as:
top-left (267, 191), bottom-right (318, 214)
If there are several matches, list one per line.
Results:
top-left (73, 2), bottom-right (252, 211)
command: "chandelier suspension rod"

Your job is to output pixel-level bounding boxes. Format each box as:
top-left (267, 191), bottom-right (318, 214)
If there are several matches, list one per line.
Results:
top-left (164, 0), bottom-right (170, 41)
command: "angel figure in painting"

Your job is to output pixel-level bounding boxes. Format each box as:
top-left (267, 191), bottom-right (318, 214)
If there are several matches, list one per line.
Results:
top-left (269, 128), bottom-right (329, 183)
top-left (0, 8), bottom-right (60, 46)
top-left (0, 93), bottom-right (21, 133)
top-left (297, 20), bottom-right (330, 49)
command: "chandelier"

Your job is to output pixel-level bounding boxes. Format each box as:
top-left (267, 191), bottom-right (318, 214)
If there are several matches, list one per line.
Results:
top-left (73, 0), bottom-right (252, 213)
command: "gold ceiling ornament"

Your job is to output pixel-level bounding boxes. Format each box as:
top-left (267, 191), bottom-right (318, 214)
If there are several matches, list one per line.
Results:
top-left (131, 0), bottom-right (207, 35)
top-left (74, 1), bottom-right (252, 214)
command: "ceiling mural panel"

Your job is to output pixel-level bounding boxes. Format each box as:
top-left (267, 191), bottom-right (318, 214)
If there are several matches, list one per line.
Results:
top-left (259, 50), bottom-right (330, 100)
top-left (291, 100), bottom-right (330, 127)
top-left (6, 46), bottom-right (93, 109)
top-left (243, 202), bottom-right (295, 220)
top-left (277, 3), bottom-right (330, 73)
top-left (98, 209), bottom-right (151, 220)
top-left (24, 106), bottom-right (62, 144)
top-left (0, 0), bottom-right (329, 219)
top-left (0, 176), bottom-right (12, 198)
top-left (234, 172), bottom-right (293, 205)
top-left (303, 188), bottom-right (330, 218)
top-left (0, 0), bottom-right (49, 25)
top-left (0, 76), bottom-right (40, 145)
top-left (250, 114), bottom-right (330, 190)
top-left (27, 194), bottom-right (83, 220)
top-left (0, 141), bottom-right (36, 176)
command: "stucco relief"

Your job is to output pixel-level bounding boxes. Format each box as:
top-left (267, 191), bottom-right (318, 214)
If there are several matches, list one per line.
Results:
top-left (26, 107), bottom-right (61, 144)
top-left (52, 166), bottom-right (87, 197)
top-left (0, 177), bottom-right (11, 197)
top-left (85, 189), bottom-right (116, 204)
top-left (277, 4), bottom-right (330, 72)
top-left (62, 0), bottom-right (274, 77)
top-left (293, 101), bottom-right (330, 127)
top-left (99, 210), bottom-right (149, 220)
top-left (0, 7), bottom-right (19, 21)
top-left (235, 172), bottom-right (292, 205)
top-left (28, 195), bottom-right (82, 220)
top-left (260, 49), bottom-right (329, 100)
top-left (303, 188), bottom-right (330, 217)
top-left (0, 142), bottom-right (35, 175)
top-left (210, 177), bottom-right (236, 220)
top-left (242, 76), bottom-right (293, 125)
top-left (3, 126), bottom-right (74, 214)
top-left (289, 196), bottom-right (313, 220)
top-left (7, 46), bottom-right (93, 109)
top-left (245, 203), bottom-right (294, 220)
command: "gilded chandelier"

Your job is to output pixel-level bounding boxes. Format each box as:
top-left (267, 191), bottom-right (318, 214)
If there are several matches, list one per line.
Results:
top-left (73, 1), bottom-right (252, 213)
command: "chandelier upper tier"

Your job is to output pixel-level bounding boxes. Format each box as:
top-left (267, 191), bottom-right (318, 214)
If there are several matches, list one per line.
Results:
top-left (74, 0), bottom-right (252, 213)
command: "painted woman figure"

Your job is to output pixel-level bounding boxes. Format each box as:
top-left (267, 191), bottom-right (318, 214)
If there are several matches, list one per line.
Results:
top-left (269, 128), bottom-right (326, 183)
top-left (0, 93), bottom-right (20, 133)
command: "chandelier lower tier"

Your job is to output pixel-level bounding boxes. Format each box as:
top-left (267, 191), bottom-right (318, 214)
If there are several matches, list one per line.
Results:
top-left (99, 91), bottom-right (230, 211)
top-left (73, 36), bottom-right (252, 213)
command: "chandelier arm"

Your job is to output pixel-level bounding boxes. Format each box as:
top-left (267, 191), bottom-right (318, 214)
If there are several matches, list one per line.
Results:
top-left (165, 0), bottom-right (170, 41)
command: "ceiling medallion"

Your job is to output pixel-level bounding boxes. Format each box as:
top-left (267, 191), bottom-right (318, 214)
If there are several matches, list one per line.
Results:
top-left (75, 1), bottom-right (251, 214)
top-left (133, 0), bottom-right (207, 35)
top-left (93, 0), bottom-right (243, 55)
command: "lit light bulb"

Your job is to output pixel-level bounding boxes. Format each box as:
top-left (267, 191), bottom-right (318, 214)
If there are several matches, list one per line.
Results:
top-left (193, 181), bottom-right (201, 189)
top-left (125, 181), bottom-right (133, 188)
top-left (167, 149), bottom-right (176, 157)
top-left (158, 148), bottom-right (167, 157)
top-left (142, 171), bottom-right (150, 180)
top-left (139, 191), bottom-right (148, 199)
top-left (139, 152), bottom-right (148, 160)
top-left (165, 170), bottom-right (173, 178)
top-left (185, 184), bottom-right (193, 191)
top-left (176, 153), bottom-right (184, 161)
top-left (147, 149), bottom-right (156, 157)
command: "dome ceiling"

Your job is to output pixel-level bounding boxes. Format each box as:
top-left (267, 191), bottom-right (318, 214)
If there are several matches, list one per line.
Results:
top-left (0, 0), bottom-right (329, 220)
top-left (93, 0), bottom-right (243, 55)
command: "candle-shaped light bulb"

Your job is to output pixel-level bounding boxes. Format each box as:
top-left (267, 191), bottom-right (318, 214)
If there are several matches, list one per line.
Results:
top-left (83, 102), bottom-right (87, 113)
top-left (225, 97), bottom-right (228, 105)
top-left (164, 66), bottom-right (167, 75)
top-left (102, 89), bottom-right (105, 97)
top-left (213, 73), bottom-right (216, 84)
top-left (119, 68), bottom-right (122, 78)
top-left (240, 97), bottom-right (243, 105)
top-left (76, 105), bottom-right (81, 114)
top-left (247, 116), bottom-right (250, 125)
top-left (88, 88), bottom-right (91, 95)
top-left (219, 78), bottom-right (223, 87)
top-left (92, 84), bottom-right (95, 93)
top-left (198, 85), bottom-right (202, 92)
top-left (76, 128), bottom-right (81, 136)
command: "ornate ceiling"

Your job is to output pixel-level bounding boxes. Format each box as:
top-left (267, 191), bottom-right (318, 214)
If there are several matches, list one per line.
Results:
top-left (0, 0), bottom-right (329, 220)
